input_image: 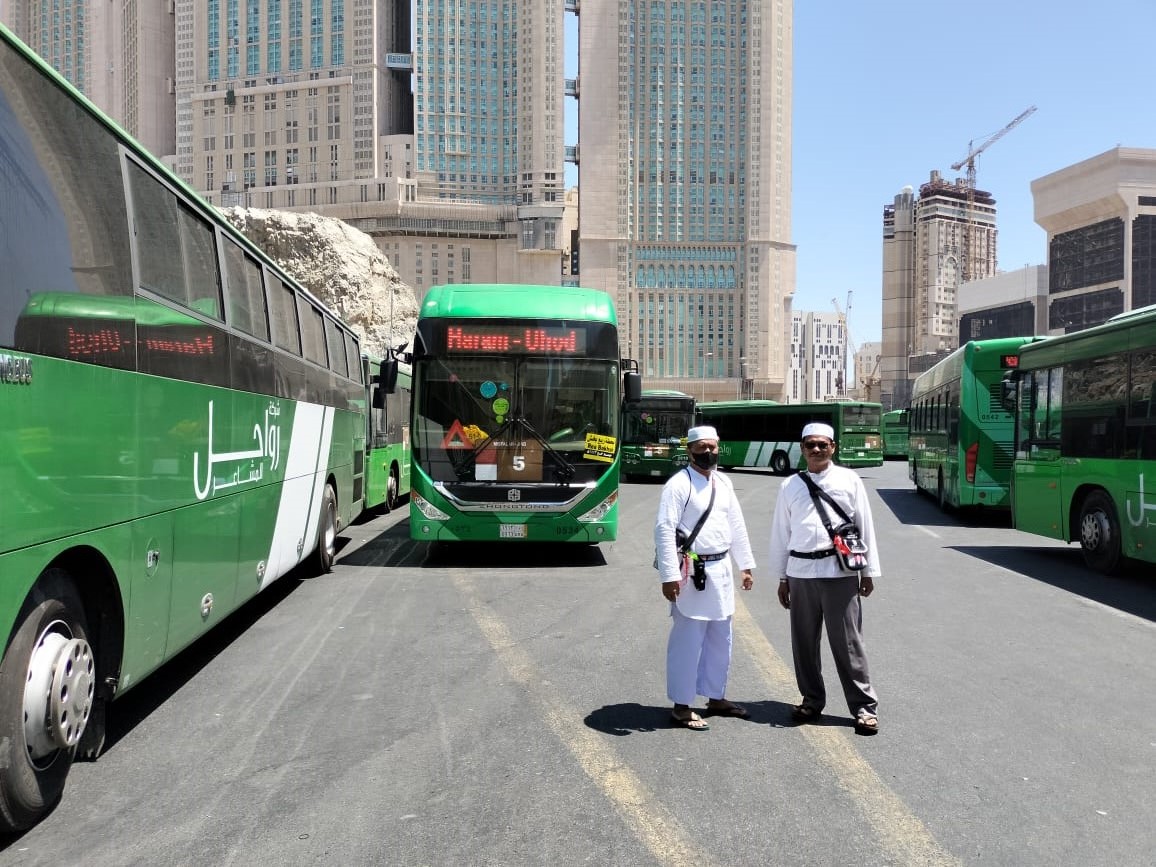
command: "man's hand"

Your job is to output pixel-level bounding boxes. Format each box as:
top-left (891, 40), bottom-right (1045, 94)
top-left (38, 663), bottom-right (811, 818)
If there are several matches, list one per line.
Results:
top-left (662, 581), bottom-right (680, 602)
top-left (777, 579), bottom-right (790, 609)
top-left (740, 569), bottom-right (754, 591)
top-left (859, 575), bottom-right (875, 597)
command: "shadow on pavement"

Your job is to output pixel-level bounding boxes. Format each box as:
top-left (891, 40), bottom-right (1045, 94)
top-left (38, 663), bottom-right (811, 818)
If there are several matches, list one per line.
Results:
top-left (876, 486), bottom-right (1013, 529)
top-left (950, 543), bottom-right (1156, 622)
top-left (584, 698), bottom-right (802, 735)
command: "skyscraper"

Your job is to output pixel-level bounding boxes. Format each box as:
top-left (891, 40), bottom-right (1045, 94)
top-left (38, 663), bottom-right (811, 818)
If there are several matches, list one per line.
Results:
top-left (3, 1), bottom-right (173, 159)
top-left (177, 0), bottom-right (565, 296)
top-left (575, 0), bottom-right (794, 401)
top-left (880, 171), bottom-right (997, 408)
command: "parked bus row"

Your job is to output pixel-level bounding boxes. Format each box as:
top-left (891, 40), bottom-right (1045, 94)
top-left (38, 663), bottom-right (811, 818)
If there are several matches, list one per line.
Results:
top-left (1, 26), bottom-right (647, 831)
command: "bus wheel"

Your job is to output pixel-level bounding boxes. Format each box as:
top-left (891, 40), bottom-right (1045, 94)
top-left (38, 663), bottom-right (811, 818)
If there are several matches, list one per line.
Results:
top-left (385, 466), bottom-right (400, 512)
top-left (1078, 490), bottom-right (1122, 574)
top-left (312, 484), bottom-right (338, 574)
top-left (770, 451), bottom-right (791, 475)
top-left (0, 570), bottom-right (95, 832)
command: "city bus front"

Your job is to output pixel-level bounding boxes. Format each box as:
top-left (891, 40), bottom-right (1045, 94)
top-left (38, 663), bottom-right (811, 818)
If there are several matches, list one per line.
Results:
top-left (409, 317), bottom-right (628, 542)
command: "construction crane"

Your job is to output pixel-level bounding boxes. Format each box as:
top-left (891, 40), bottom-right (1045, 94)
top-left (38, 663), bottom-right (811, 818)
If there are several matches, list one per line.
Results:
top-left (831, 291), bottom-right (853, 398)
top-left (951, 105), bottom-right (1037, 281)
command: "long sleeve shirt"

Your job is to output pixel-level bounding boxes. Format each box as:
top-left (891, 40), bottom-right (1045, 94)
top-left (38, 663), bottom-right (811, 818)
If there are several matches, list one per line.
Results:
top-left (654, 467), bottom-right (756, 620)
top-left (767, 465), bottom-right (882, 580)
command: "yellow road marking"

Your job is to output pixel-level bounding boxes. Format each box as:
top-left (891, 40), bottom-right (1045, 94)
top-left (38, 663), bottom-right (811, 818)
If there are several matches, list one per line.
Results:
top-left (734, 596), bottom-right (962, 866)
top-left (452, 570), bottom-right (715, 867)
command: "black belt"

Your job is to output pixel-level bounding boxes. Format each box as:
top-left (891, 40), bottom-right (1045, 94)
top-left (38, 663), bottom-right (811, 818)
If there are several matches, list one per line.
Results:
top-left (696, 550), bottom-right (729, 562)
top-left (789, 548), bottom-right (836, 560)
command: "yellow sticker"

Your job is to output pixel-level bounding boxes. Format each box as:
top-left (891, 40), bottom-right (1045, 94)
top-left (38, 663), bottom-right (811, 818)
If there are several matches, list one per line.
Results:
top-left (584, 432), bottom-right (617, 463)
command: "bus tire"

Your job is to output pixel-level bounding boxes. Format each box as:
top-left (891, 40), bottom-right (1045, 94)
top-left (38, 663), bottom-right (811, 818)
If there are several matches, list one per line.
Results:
top-left (385, 465), bottom-right (400, 512)
top-left (1078, 490), bottom-right (1122, 575)
top-left (312, 484), bottom-right (338, 574)
top-left (0, 569), bottom-right (95, 833)
top-left (770, 451), bottom-right (792, 475)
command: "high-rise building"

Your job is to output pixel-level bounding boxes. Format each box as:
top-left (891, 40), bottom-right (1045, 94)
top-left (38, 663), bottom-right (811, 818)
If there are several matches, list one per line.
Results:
top-left (880, 171), bottom-right (997, 408)
top-left (3, 1), bottom-right (174, 160)
top-left (575, 1), bottom-right (794, 401)
top-left (176, 0), bottom-right (565, 297)
top-left (785, 310), bottom-right (844, 403)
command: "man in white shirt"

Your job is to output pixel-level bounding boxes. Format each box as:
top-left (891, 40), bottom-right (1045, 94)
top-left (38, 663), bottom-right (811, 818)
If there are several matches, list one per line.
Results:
top-left (654, 426), bottom-right (756, 731)
top-left (768, 422), bottom-right (882, 735)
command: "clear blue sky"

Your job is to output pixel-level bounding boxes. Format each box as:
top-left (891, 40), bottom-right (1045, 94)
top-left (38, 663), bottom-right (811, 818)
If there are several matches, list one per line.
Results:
top-left (566, 1), bottom-right (1156, 349)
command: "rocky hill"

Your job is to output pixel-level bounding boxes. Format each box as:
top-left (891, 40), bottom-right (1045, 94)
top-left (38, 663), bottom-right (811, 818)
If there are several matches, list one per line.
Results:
top-left (219, 206), bottom-right (419, 358)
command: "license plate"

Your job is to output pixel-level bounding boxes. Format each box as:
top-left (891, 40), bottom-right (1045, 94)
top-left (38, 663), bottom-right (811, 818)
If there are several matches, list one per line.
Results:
top-left (499, 524), bottom-right (527, 538)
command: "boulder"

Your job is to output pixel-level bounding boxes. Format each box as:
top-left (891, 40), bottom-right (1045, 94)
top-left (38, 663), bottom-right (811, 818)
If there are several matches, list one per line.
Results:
top-left (219, 206), bottom-right (418, 358)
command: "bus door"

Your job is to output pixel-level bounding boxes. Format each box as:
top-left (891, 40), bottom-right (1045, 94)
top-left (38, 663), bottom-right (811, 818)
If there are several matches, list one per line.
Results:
top-left (1012, 368), bottom-right (1065, 538)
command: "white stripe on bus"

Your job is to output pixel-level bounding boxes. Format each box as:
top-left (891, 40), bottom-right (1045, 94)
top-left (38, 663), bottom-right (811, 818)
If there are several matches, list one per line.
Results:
top-left (262, 402), bottom-right (332, 588)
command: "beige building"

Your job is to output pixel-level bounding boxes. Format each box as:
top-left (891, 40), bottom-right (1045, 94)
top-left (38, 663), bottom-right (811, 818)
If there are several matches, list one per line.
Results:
top-left (785, 311), bottom-right (846, 404)
top-left (3, 1), bottom-right (174, 160)
top-left (177, 0), bottom-right (566, 301)
top-left (958, 265), bottom-right (1049, 342)
top-left (881, 171), bottom-right (998, 408)
top-left (575, 0), bottom-right (795, 402)
top-left (852, 341), bottom-right (882, 401)
top-left (1032, 146), bottom-right (1156, 330)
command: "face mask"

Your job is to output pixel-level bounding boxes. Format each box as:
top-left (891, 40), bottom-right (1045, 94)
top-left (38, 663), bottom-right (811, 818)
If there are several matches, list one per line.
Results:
top-left (691, 450), bottom-right (719, 470)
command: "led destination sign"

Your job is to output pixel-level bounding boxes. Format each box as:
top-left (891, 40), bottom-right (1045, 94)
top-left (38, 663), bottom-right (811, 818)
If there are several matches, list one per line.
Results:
top-left (445, 325), bottom-right (587, 355)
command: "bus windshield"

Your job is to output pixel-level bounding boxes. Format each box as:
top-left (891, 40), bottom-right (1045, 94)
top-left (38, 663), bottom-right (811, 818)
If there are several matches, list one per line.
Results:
top-left (414, 355), bottom-right (620, 485)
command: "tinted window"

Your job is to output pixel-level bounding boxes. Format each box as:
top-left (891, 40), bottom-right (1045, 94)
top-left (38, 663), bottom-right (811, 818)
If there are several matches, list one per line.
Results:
top-left (324, 317), bottom-right (348, 378)
top-left (223, 238), bottom-right (269, 340)
top-left (0, 43), bottom-right (134, 350)
top-left (267, 273), bottom-right (301, 355)
top-left (344, 333), bottom-right (362, 383)
top-left (299, 298), bottom-right (327, 366)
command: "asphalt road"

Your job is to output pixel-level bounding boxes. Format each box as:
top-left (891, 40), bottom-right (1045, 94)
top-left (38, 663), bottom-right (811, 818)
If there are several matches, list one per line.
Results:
top-left (4, 460), bottom-right (1155, 866)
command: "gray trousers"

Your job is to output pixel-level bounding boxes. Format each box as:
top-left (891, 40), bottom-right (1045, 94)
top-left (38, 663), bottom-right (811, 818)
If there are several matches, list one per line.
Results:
top-left (788, 575), bottom-right (878, 718)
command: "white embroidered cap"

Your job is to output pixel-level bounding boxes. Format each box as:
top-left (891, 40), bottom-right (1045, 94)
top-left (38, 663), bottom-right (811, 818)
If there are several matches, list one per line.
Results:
top-left (686, 425), bottom-right (719, 443)
top-left (801, 422), bottom-right (835, 441)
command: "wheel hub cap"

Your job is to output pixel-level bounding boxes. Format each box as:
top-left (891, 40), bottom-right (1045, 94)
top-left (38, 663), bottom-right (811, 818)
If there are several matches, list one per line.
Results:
top-left (24, 627), bottom-right (95, 759)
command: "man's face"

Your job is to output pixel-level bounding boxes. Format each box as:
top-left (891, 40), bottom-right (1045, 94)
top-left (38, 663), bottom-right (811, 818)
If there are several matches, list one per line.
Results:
top-left (689, 438), bottom-right (720, 471)
top-left (802, 436), bottom-right (835, 470)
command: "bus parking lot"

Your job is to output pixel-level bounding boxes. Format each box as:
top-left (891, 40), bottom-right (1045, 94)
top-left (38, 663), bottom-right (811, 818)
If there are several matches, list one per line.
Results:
top-left (6, 460), bottom-right (1155, 866)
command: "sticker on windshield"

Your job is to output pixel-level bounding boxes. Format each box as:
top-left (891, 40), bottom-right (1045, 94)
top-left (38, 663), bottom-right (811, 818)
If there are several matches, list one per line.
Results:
top-left (584, 433), bottom-right (616, 463)
top-left (480, 380), bottom-right (497, 399)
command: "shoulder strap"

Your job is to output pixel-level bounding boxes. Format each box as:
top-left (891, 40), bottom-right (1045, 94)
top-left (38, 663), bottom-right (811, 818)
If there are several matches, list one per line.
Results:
top-left (680, 470), bottom-right (716, 553)
top-left (797, 470), bottom-right (852, 538)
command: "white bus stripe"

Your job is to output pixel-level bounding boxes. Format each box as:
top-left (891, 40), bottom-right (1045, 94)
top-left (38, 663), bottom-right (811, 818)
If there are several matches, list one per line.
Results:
top-left (263, 402), bottom-right (329, 588)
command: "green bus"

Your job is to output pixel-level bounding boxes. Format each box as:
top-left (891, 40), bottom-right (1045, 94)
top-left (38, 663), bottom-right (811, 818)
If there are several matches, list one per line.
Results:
top-left (364, 353), bottom-right (411, 512)
top-left (0, 24), bottom-right (369, 831)
top-left (1003, 307), bottom-right (1156, 573)
top-left (409, 284), bottom-right (639, 542)
top-left (882, 409), bottom-right (910, 459)
top-left (621, 389), bottom-right (695, 480)
top-left (909, 337), bottom-right (1039, 510)
top-left (696, 400), bottom-right (883, 474)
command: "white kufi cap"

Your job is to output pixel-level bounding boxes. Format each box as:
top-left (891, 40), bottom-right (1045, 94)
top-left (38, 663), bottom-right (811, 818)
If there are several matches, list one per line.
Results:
top-left (686, 425), bottom-right (719, 443)
top-left (801, 422), bottom-right (835, 441)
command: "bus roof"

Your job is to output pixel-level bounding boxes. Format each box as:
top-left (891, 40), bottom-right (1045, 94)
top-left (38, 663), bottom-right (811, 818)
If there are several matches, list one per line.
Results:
top-left (641, 389), bottom-right (694, 399)
top-left (419, 284), bottom-right (617, 324)
top-left (697, 400), bottom-right (781, 412)
top-left (912, 336), bottom-right (1042, 396)
top-left (1017, 305), bottom-right (1156, 368)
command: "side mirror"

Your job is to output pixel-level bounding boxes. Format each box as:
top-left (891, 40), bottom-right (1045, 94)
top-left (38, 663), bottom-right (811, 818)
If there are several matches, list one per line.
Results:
top-left (623, 370), bottom-right (642, 403)
top-left (1000, 375), bottom-right (1017, 414)
top-left (379, 358), bottom-right (399, 395)
top-left (371, 386), bottom-right (385, 409)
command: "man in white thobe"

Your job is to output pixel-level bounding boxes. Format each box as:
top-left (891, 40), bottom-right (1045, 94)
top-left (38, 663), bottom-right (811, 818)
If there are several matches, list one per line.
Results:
top-left (654, 425), bottom-right (756, 731)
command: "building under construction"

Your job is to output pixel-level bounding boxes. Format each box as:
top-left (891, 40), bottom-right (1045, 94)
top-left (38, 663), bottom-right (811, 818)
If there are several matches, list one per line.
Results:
top-left (880, 171), bottom-right (998, 409)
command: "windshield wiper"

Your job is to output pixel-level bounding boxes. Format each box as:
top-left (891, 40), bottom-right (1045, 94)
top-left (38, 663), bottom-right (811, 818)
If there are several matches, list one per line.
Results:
top-left (455, 413), bottom-right (576, 485)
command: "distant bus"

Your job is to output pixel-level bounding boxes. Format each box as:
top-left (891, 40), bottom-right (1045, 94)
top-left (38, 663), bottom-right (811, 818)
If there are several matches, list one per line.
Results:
top-left (0, 24), bottom-right (366, 831)
top-left (621, 389), bottom-right (695, 480)
top-left (409, 284), bottom-right (639, 542)
top-left (696, 400), bottom-right (883, 474)
top-left (363, 353), bottom-right (411, 512)
top-left (1004, 306), bottom-right (1156, 573)
top-left (882, 409), bottom-right (910, 459)
top-left (909, 337), bottom-right (1039, 510)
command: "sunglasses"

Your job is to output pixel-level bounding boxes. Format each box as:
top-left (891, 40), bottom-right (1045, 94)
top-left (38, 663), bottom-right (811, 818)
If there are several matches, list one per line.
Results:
top-left (803, 440), bottom-right (832, 451)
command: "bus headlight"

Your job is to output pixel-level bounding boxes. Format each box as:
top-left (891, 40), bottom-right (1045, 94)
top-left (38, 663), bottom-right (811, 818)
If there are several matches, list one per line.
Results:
top-left (577, 490), bottom-right (618, 523)
top-left (412, 491), bottom-right (450, 521)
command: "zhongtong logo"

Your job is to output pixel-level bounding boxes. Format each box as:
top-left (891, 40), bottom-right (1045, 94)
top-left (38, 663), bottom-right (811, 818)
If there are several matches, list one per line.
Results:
top-left (507, 489), bottom-right (521, 502)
